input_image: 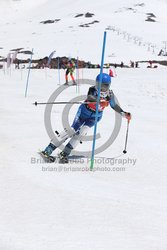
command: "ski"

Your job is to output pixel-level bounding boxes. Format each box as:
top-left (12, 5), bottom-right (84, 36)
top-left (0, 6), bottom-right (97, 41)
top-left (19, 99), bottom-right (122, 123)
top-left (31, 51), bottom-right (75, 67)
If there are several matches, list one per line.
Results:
top-left (38, 151), bottom-right (87, 164)
top-left (38, 151), bottom-right (56, 163)
top-left (38, 151), bottom-right (122, 165)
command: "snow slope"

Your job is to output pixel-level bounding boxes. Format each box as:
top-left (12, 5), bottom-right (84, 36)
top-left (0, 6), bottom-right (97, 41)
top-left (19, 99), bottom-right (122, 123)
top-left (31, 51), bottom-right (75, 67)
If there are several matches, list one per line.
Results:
top-left (0, 66), bottom-right (167, 250)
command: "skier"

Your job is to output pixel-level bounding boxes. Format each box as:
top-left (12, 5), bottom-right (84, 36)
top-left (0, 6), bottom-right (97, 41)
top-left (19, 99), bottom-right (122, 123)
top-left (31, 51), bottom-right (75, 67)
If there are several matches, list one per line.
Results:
top-left (65, 59), bottom-right (76, 84)
top-left (41, 73), bottom-right (131, 163)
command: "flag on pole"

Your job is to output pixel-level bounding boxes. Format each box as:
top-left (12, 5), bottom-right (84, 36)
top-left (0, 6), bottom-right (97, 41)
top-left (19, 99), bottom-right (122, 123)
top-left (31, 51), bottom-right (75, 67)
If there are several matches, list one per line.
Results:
top-left (47, 50), bottom-right (56, 67)
top-left (7, 53), bottom-right (11, 68)
top-left (11, 51), bottom-right (18, 64)
top-left (24, 48), bottom-right (34, 97)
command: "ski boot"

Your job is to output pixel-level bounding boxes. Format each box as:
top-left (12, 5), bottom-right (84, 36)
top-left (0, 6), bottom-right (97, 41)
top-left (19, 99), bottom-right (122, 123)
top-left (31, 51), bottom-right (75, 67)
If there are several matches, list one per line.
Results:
top-left (64, 79), bottom-right (68, 85)
top-left (59, 151), bottom-right (69, 164)
top-left (40, 143), bottom-right (57, 162)
top-left (41, 143), bottom-right (56, 159)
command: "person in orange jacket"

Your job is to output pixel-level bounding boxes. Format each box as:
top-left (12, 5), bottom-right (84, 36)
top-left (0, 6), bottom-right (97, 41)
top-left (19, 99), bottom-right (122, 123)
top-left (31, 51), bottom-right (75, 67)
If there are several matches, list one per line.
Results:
top-left (65, 59), bottom-right (76, 84)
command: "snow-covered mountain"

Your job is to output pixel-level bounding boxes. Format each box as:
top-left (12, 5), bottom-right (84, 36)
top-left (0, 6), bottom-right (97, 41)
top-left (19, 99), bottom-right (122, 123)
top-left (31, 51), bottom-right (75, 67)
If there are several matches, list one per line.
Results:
top-left (0, 0), bottom-right (167, 63)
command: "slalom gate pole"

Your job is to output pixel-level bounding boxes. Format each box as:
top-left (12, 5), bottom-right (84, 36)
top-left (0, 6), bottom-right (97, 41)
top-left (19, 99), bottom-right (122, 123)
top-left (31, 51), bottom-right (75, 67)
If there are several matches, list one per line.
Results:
top-left (24, 48), bottom-right (34, 97)
top-left (20, 54), bottom-right (23, 80)
top-left (45, 66), bottom-right (47, 80)
top-left (123, 120), bottom-right (130, 154)
top-left (3, 61), bottom-right (5, 75)
top-left (58, 57), bottom-right (61, 85)
top-left (76, 56), bottom-right (80, 93)
top-left (113, 66), bottom-right (117, 77)
top-left (90, 31), bottom-right (107, 170)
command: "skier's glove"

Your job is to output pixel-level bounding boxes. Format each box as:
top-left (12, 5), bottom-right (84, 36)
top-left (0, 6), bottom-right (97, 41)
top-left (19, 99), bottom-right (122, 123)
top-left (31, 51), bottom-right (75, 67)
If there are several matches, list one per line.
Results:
top-left (124, 112), bottom-right (132, 121)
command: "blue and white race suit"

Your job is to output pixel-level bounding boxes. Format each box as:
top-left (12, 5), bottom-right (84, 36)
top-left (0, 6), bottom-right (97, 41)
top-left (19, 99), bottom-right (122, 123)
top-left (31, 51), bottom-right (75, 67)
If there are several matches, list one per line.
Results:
top-left (71, 86), bottom-right (124, 131)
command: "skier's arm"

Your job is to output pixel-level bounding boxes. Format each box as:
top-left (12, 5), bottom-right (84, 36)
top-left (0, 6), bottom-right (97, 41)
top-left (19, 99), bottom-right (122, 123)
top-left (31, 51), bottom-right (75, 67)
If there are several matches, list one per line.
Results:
top-left (110, 101), bottom-right (124, 113)
top-left (109, 92), bottom-right (123, 113)
top-left (109, 93), bottom-right (131, 120)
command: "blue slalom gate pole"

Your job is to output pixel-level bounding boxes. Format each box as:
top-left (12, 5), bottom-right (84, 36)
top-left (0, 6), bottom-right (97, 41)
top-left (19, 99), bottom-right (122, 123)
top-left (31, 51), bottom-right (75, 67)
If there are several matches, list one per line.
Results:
top-left (90, 31), bottom-right (107, 170)
top-left (25, 48), bottom-right (34, 97)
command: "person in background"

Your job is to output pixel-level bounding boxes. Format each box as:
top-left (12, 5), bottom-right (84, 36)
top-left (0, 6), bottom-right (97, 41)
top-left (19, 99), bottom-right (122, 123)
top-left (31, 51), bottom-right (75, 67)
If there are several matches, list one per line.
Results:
top-left (65, 59), bottom-right (76, 84)
top-left (109, 66), bottom-right (117, 77)
top-left (120, 61), bottom-right (124, 68)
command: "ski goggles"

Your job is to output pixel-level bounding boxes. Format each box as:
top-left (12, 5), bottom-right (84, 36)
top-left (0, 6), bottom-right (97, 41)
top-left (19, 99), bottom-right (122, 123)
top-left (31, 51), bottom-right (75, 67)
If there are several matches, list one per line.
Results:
top-left (101, 83), bottom-right (110, 92)
top-left (96, 83), bottom-right (110, 92)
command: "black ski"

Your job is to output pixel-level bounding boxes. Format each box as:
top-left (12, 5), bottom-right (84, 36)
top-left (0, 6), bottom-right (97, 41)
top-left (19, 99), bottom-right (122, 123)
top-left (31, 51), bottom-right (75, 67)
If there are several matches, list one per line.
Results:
top-left (38, 151), bottom-right (56, 163)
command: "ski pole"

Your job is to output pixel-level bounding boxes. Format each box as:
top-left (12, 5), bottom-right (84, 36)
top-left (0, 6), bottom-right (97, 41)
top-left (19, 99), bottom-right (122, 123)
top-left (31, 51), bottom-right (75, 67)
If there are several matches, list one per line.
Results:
top-left (33, 101), bottom-right (85, 106)
top-left (123, 120), bottom-right (130, 154)
top-left (33, 101), bottom-right (109, 106)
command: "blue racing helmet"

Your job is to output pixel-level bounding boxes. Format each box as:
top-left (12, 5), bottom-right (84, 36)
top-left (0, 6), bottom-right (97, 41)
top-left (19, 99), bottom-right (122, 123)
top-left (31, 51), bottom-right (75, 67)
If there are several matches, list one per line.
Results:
top-left (96, 73), bottom-right (111, 92)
